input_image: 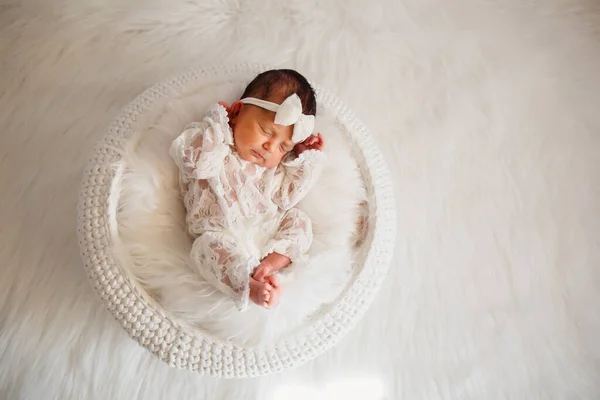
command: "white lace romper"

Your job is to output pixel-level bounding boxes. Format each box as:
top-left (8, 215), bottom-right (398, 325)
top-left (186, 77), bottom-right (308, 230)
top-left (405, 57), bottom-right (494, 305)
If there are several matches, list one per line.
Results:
top-left (169, 104), bottom-right (326, 310)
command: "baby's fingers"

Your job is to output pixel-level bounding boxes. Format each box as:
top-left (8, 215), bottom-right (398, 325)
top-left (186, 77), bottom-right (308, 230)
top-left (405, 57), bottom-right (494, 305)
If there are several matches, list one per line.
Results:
top-left (294, 143), bottom-right (307, 154)
top-left (267, 274), bottom-right (280, 288)
top-left (253, 267), bottom-right (266, 281)
top-left (304, 135), bottom-right (316, 146)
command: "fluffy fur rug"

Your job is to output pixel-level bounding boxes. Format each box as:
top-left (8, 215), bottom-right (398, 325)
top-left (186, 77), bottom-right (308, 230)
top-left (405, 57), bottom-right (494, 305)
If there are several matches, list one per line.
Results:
top-left (1, 0), bottom-right (599, 399)
top-left (112, 78), bottom-right (365, 345)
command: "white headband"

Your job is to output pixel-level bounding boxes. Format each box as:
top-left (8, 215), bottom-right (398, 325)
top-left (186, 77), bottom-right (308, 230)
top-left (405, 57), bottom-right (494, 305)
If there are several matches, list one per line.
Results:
top-left (240, 93), bottom-right (315, 143)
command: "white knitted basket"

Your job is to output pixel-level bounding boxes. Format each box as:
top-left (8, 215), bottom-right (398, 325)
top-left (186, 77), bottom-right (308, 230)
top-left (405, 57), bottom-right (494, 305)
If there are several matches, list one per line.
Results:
top-left (77, 64), bottom-right (396, 378)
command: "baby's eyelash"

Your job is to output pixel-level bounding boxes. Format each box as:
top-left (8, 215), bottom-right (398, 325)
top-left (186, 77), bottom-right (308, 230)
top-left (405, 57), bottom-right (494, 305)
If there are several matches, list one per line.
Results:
top-left (260, 126), bottom-right (271, 136)
top-left (281, 144), bottom-right (293, 152)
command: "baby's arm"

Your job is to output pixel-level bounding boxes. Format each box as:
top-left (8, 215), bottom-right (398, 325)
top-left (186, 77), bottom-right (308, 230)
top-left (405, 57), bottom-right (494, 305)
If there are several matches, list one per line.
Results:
top-left (253, 208), bottom-right (313, 281)
top-left (272, 133), bottom-right (327, 210)
top-left (169, 104), bottom-right (232, 180)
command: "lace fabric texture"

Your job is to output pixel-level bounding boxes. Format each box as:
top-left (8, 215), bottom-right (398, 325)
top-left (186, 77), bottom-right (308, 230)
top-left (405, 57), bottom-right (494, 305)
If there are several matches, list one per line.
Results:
top-left (170, 104), bottom-right (325, 310)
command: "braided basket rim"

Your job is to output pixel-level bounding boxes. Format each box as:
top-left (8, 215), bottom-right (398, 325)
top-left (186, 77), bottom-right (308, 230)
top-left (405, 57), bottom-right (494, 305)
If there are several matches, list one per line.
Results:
top-left (76, 63), bottom-right (396, 378)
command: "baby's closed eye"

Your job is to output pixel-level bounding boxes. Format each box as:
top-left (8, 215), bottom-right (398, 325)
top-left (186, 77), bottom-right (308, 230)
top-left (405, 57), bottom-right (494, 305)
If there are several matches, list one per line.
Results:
top-left (259, 125), bottom-right (272, 137)
top-left (281, 142), bottom-right (294, 153)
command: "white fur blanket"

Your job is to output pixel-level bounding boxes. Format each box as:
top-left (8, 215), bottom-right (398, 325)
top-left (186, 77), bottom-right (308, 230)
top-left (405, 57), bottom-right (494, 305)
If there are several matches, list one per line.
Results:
top-left (1, 0), bottom-right (599, 398)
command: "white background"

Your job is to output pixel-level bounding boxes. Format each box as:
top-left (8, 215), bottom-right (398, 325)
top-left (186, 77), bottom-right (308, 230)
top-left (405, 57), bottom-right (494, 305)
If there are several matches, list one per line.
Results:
top-left (1, 0), bottom-right (599, 398)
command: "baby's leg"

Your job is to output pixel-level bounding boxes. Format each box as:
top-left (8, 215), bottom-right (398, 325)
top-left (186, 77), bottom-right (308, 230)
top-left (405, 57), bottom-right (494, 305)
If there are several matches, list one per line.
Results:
top-left (254, 208), bottom-right (313, 282)
top-left (191, 232), bottom-right (280, 310)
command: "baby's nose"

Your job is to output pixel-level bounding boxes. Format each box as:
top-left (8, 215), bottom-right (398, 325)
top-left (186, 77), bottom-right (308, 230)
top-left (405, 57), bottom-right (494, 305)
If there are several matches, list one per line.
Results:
top-left (263, 141), bottom-right (275, 152)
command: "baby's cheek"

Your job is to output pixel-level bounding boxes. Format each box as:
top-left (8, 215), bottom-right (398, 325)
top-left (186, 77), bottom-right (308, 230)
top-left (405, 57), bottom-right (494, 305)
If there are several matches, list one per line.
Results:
top-left (266, 157), bottom-right (282, 169)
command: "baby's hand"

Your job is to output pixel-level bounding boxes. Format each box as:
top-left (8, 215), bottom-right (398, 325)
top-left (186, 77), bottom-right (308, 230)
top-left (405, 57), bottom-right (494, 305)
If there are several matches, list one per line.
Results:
top-left (252, 263), bottom-right (274, 282)
top-left (295, 133), bottom-right (324, 155)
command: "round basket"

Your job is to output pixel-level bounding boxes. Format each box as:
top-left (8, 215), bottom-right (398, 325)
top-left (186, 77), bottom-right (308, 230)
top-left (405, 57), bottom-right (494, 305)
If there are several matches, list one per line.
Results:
top-left (77, 64), bottom-right (396, 378)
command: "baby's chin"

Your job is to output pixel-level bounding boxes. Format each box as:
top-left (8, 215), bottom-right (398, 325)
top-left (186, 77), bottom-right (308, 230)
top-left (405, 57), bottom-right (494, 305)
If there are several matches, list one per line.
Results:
top-left (256, 157), bottom-right (279, 169)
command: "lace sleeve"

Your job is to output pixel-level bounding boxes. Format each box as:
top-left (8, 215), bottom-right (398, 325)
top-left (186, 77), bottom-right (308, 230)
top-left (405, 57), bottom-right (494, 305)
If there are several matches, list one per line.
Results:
top-left (273, 149), bottom-right (327, 210)
top-left (169, 104), bottom-right (233, 180)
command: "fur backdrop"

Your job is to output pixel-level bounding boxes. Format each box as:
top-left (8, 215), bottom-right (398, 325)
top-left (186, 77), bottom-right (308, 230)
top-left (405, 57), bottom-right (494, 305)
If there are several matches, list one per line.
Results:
top-left (1, 0), bottom-right (599, 399)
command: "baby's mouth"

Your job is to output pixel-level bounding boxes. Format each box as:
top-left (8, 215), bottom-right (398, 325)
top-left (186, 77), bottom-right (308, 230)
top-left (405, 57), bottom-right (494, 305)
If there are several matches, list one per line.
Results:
top-left (252, 150), bottom-right (265, 161)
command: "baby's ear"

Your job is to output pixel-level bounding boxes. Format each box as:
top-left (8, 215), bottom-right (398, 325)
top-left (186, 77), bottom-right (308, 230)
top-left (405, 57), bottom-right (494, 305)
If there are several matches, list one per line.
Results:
top-left (226, 101), bottom-right (242, 126)
top-left (230, 101), bottom-right (243, 118)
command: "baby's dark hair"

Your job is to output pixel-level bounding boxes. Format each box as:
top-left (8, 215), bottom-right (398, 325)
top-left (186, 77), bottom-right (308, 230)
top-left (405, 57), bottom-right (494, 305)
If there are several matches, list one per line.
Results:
top-left (240, 69), bottom-right (317, 116)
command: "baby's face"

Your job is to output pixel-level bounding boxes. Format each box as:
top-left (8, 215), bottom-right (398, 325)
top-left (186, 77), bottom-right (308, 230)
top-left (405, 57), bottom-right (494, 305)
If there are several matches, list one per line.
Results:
top-left (230, 103), bottom-right (295, 169)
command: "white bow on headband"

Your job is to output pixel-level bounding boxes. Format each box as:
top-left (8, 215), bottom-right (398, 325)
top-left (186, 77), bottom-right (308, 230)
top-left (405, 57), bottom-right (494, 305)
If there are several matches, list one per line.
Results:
top-left (240, 94), bottom-right (315, 143)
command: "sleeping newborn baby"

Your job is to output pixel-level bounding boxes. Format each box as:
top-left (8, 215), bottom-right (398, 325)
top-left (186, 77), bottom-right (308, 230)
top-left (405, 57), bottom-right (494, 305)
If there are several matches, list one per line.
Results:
top-left (170, 69), bottom-right (326, 311)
